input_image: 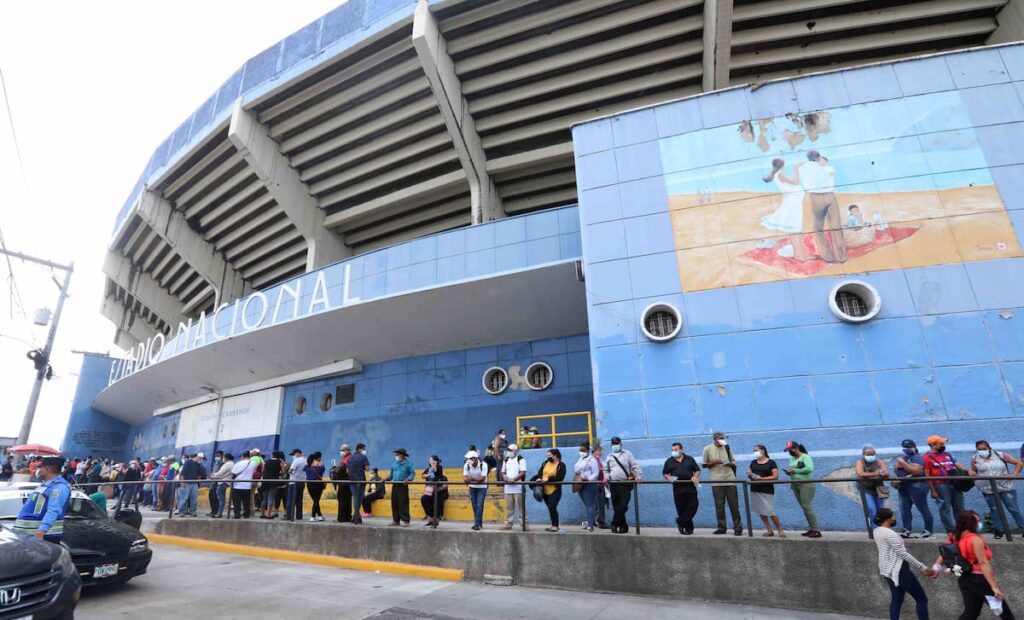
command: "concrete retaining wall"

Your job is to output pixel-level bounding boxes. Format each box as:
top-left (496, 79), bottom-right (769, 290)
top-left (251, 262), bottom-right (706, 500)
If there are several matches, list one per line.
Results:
top-left (155, 519), bottom-right (1024, 617)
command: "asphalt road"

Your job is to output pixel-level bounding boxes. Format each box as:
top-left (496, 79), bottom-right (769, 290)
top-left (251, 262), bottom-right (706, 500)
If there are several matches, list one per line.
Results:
top-left (76, 542), bottom-right (868, 620)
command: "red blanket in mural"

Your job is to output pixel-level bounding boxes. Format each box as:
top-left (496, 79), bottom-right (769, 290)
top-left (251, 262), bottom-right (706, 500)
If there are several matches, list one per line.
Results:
top-left (740, 226), bottom-right (919, 276)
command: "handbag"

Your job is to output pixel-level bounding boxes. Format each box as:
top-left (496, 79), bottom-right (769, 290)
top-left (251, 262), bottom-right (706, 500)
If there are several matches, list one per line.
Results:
top-left (571, 472), bottom-right (583, 494)
top-left (531, 485), bottom-right (544, 502)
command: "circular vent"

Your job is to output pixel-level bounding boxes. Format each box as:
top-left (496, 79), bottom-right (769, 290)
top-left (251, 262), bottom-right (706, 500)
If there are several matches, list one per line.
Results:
top-left (482, 367), bottom-right (509, 395)
top-left (829, 280), bottom-right (881, 323)
top-left (641, 302), bottom-right (683, 342)
top-left (294, 396), bottom-right (307, 415)
top-left (319, 392), bottom-right (333, 412)
top-left (525, 362), bottom-right (554, 390)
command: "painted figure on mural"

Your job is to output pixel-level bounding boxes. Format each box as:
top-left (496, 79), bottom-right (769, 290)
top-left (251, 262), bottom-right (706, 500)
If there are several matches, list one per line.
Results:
top-left (761, 157), bottom-right (810, 261)
top-left (798, 151), bottom-right (847, 264)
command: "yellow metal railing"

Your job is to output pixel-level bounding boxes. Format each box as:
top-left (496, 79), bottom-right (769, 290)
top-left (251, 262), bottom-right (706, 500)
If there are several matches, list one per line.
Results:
top-left (516, 411), bottom-right (592, 449)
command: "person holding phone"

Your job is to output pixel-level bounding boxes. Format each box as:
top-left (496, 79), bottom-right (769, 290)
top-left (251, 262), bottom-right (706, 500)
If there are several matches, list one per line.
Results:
top-left (702, 431), bottom-right (742, 536)
top-left (663, 442), bottom-right (700, 535)
top-left (784, 440), bottom-right (820, 538)
top-left (934, 510), bottom-right (1015, 620)
top-left (748, 444), bottom-right (783, 537)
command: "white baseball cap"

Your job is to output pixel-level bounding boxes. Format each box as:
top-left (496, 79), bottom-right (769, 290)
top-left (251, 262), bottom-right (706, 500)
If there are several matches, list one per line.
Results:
top-left (464, 450), bottom-right (479, 459)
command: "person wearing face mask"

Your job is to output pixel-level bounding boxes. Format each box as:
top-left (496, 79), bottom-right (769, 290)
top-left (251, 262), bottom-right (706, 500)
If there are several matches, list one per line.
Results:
top-left (702, 431), bottom-right (743, 536)
top-left (574, 442), bottom-right (600, 532)
top-left (857, 444), bottom-right (890, 528)
top-left (894, 439), bottom-right (934, 539)
top-left (463, 450), bottom-right (489, 530)
top-left (347, 443), bottom-right (370, 525)
top-left (873, 507), bottom-right (935, 620)
top-left (747, 444), bottom-right (783, 537)
top-left (421, 455), bottom-right (448, 528)
top-left (387, 448), bottom-right (414, 526)
top-left (970, 439), bottom-right (1024, 540)
top-left (531, 449), bottom-right (566, 532)
top-left (604, 436), bottom-right (643, 533)
top-left (934, 510), bottom-right (1015, 620)
top-left (335, 444), bottom-right (353, 523)
top-left (923, 435), bottom-right (971, 533)
top-left (492, 429), bottom-right (509, 481)
top-left (663, 442), bottom-right (700, 535)
top-left (784, 440), bottom-right (820, 538)
top-left (502, 444), bottom-right (527, 530)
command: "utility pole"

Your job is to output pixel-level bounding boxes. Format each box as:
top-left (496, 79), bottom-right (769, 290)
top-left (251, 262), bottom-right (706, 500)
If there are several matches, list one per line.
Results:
top-left (1, 249), bottom-right (74, 447)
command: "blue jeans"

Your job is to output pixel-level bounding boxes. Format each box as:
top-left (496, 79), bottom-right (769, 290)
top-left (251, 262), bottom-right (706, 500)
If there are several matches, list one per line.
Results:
top-left (983, 489), bottom-right (1024, 534)
top-left (469, 487), bottom-right (487, 527)
top-left (898, 482), bottom-right (934, 533)
top-left (865, 492), bottom-right (885, 528)
top-left (214, 483), bottom-right (227, 515)
top-left (933, 483), bottom-right (964, 532)
top-left (886, 562), bottom-right (929, 620)
top-left (286, 482), bottom-right (305, 520)
top-left (579, 484), bottom-right (598, 527)
top-left (176, 483), bottom-right (198, 514)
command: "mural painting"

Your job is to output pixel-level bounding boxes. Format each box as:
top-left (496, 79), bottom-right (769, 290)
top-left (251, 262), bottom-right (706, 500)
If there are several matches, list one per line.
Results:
top-left (660, 92), bottom-right (1022, 292)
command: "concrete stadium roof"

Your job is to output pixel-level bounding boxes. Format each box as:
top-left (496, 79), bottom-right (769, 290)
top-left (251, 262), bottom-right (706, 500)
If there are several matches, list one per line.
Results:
top-left (102, 0), bottom-right (1013, 350)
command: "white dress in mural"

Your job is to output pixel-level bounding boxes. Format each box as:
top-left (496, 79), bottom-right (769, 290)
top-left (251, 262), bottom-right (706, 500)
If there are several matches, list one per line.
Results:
top-left (761, 175), bottom-right (805, 233)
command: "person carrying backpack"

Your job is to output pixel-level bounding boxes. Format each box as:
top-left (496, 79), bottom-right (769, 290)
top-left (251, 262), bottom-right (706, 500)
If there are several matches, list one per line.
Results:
top-left (501, 444), bottom-right (527, 530)
top-left (934, 510), bottom-right (1015, 620)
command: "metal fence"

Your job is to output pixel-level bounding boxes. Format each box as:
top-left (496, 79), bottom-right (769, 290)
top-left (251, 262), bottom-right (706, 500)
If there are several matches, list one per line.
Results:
top-left (64, 474), bottom-right (1024, 542)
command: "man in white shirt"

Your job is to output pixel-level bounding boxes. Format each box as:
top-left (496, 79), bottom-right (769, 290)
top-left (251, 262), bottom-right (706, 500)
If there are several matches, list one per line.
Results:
top-left (230, 452), bottom-right (255, 518)
top-left (798, 151), bottom-right (846, 263)
top-left (286, 448), bottom-right (307, 521)
top-left (501, 444), bottom-right (527, 530)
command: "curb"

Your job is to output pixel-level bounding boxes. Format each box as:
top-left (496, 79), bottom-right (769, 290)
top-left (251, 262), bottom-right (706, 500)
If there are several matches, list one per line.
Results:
top-left (146, 533), bottom-right (464, 582)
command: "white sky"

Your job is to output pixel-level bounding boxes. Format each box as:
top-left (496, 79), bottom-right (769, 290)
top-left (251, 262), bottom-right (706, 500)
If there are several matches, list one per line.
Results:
top-left (0, 0), bottom-right (344, 447)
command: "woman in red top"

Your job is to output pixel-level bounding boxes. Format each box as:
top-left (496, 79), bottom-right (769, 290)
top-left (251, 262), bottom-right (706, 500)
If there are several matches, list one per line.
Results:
top-left (935, 510), bottom-right (1014, 619)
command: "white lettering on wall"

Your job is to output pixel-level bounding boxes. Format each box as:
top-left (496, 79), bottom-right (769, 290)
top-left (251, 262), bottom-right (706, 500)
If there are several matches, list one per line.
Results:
top-left (147, 332), bottom-right (166, 365)
top-left (271, 281), bottom-right (301, 324)
top-left (308, 272), bottom-right (330, 314)
top-left (210, 303), bottom-right (230, 340)
top-left (241, 291), bottom-right (269, 331)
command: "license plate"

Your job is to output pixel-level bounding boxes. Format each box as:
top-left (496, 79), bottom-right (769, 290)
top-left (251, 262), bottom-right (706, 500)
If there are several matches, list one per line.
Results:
top-left (93, 563), bottom-right (119, 578)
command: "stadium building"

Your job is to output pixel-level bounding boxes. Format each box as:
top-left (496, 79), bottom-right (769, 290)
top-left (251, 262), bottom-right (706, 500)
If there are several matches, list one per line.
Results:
top-left (62, 0), bottom-right (1024, 528)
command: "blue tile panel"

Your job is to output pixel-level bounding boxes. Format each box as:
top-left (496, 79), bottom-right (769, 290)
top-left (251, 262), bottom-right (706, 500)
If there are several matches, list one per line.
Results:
top-left (573, 45), bottom-right (1024, 442)
top-left (150, 206), bottom-right (583, 367)
top-left (277, 334), bottom-right (594, 463)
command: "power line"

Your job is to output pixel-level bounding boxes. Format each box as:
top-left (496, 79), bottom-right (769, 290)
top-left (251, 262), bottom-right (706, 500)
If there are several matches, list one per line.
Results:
top-left (0, 64), bottom-right (35, 343)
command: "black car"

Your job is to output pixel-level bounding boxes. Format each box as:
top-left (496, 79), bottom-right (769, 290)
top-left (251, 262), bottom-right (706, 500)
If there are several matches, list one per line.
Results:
top-left (0, 527), bottom-right (80, 619)
top-left (0, 487), bottom-right (152, 587)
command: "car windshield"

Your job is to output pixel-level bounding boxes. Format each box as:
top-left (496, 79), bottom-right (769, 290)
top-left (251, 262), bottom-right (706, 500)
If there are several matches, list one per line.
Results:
top-left (0, 495), bottom-right (107, 520)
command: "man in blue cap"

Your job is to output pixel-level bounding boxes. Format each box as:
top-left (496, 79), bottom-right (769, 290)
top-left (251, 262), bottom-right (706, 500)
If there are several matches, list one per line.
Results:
top-left (14, 456), bottom-right (71, 542)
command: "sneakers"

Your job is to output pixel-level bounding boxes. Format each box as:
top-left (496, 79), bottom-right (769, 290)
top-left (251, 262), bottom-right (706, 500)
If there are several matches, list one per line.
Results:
top-left (805, 530), bottom-right (822, 538)
top-left (503, 523), bottom-right (514, 530)
top-left (900, 529), bottom-right (913, 539)
top-left (919, 530), bottom-right (933, 539)
top-left (308, 517), bottom-right (317, 522)
top-left (712, 528), bottom-right (727, 535)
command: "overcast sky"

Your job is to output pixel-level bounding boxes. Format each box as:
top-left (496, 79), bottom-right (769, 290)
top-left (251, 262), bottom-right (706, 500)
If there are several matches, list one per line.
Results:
top-left (0, 0), bottom-right (344, 447)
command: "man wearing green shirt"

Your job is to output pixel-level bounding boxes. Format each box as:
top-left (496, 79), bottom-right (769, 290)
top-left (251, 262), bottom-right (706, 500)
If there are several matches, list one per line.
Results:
top-left (89, 484), bottom-right (114, 513)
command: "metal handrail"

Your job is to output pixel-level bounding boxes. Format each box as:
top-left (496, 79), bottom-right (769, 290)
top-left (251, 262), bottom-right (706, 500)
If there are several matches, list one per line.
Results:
top-left (516, 410), bottom-right (593, 448)
top-left (53, 474), bottom-right (1024, 541)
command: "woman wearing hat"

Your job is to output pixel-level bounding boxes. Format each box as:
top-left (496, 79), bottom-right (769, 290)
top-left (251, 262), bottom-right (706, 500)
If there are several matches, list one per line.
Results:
top-left (387, 448), bottom-right (414, 526)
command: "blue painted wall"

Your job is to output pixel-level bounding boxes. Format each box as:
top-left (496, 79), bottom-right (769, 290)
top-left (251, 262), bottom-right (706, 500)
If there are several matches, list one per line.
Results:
top-left (60, 354), bottom-right (130, 460)
top-left (123, 411), bottom-right (180, 461)
top-left (571, 45), bottom-right (1024, 529)
top-left (278, 334), bottom-right (593, 469)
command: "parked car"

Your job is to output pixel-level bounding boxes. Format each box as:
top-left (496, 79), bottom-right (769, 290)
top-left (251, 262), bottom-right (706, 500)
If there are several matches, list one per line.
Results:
top-left (0, 486), bottom-right (152, 587)
top-left (0, 526), bottom-right (80, 619)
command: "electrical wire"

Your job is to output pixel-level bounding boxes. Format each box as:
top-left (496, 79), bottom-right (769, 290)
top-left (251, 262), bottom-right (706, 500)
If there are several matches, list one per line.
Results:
top-left (0, 64), bottom-right (37, 344)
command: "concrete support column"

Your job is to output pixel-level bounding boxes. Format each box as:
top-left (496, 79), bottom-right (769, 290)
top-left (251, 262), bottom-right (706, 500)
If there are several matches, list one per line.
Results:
top-left (989, 0), bottom-right (1024, 44)
top-left (102, 250), bottom-right (186, 332)
top-left (228, 99), bottom-right (349, 272)
top-left (412, 0), bottom-right (504, 224)
top-left (137, 190), bottom-right (250, 307)
top-left (702, 0), bottom-right (734, 91)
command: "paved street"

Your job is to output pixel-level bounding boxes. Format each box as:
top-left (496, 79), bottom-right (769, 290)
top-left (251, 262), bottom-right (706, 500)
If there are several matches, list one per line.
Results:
top-left (77, 542), bottom-right (868, 619)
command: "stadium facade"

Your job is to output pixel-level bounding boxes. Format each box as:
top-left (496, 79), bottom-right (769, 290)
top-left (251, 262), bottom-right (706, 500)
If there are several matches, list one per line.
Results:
top-left (61, 0), bottom-right (1024, 528)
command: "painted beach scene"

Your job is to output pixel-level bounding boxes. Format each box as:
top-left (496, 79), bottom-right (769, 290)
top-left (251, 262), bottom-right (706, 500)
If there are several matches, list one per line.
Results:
top-left (659, 92), bottom-right (1021, 292)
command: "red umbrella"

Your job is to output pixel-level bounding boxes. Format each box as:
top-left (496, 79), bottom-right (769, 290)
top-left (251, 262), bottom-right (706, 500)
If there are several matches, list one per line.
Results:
top-left (8, 443), bottom-right (62, 456)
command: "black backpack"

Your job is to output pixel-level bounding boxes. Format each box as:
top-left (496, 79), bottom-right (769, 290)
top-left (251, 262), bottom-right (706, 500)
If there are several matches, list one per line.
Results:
top-left (938, 539), bottom-right (972, 576)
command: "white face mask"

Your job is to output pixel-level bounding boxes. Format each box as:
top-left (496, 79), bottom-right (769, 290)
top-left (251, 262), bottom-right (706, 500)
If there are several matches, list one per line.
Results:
top-left (717, 439), bottom-right (727, 447)
top-left (499, 434), bottom-right (506, 440)
top-left (754, 451), bottom-right (763, 459)
top-left (579, 452), bottom-right (588, 458)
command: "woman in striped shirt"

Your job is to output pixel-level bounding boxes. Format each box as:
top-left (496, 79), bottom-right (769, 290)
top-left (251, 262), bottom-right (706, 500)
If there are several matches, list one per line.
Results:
top-left (874, 507), bottom-right (936, 620)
